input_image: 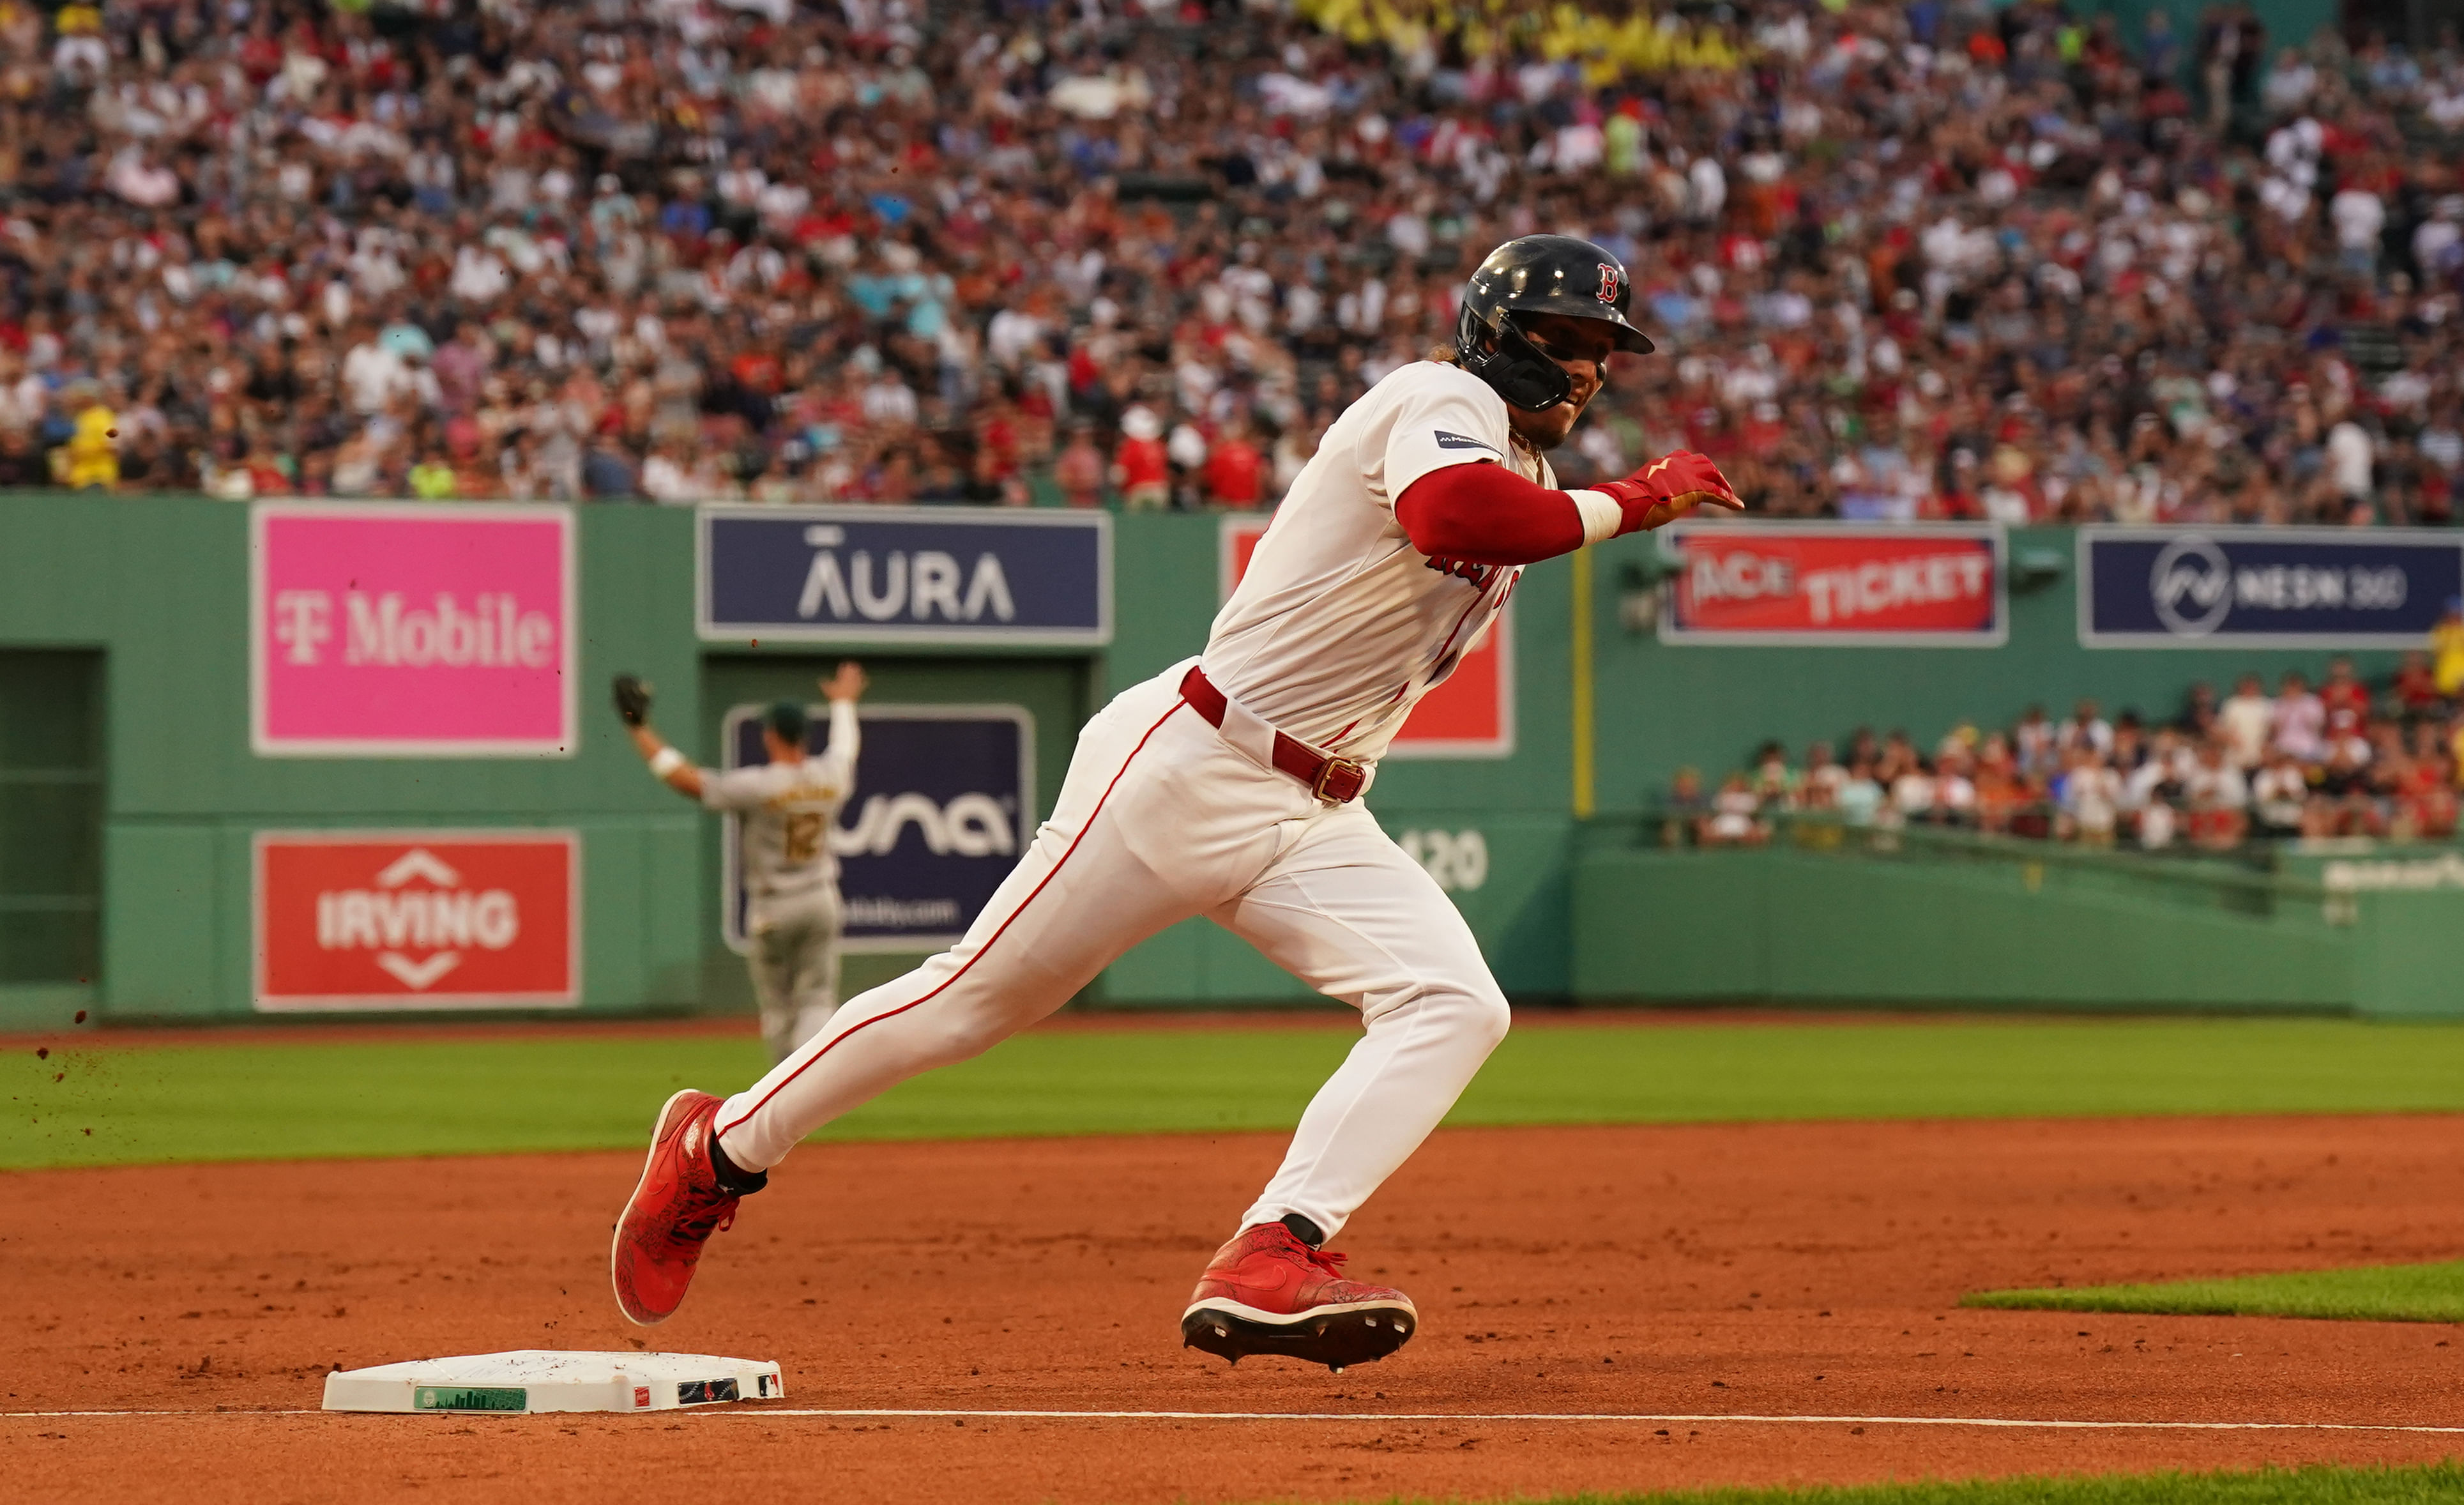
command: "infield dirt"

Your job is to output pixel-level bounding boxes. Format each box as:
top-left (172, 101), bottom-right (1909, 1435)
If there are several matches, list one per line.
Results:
top-left (8, 1115), bottom-right (2463, 1502)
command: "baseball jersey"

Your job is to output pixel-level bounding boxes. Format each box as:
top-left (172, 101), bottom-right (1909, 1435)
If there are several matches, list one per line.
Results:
top-left (1201, 360), bottom-right (1548, 760)
top-left (701, 701), bottom-right (861, 901)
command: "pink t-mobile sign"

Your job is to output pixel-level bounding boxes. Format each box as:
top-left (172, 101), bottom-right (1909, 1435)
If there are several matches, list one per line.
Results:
top-left (250, 503), bottom-right (577, 757)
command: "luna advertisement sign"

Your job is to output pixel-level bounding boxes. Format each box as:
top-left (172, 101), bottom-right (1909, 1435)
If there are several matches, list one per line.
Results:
top-left (720, 705), bottom-right (1033, 954)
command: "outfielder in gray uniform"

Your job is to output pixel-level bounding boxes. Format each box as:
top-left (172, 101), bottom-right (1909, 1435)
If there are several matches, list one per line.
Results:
top-left (615, 662), bottom-right (869, 1062)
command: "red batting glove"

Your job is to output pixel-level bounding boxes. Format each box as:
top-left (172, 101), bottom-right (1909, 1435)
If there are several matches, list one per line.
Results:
top-left (1595, 451), bottom-right (1745, 535)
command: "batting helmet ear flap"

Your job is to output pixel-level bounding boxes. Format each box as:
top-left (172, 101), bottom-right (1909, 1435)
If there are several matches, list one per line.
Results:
top-left (1458, 303), bottom-right (1574, 412)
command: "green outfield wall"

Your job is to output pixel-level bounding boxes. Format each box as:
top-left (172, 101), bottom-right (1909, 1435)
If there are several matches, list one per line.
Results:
top-left (1570, 820), bottom-right (2461, 1020)
top-left (0, 494), bottom-right (2453, 1029)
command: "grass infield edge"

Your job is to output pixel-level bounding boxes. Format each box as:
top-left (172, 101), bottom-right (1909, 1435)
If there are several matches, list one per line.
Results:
top-left (1961, 1259), bottom-right (2464, 1325)
top-left (1297, 1460), bottom-right (2464, 1504)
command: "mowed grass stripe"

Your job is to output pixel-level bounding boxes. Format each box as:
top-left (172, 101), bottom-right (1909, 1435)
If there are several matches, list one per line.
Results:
top-left (10, 1016), bottom-right (2464, 1169)
top-left (1967, 1259), bottom-right (2464, 1324)
top-left (1366, 1462), bottom-right (2464, 1504)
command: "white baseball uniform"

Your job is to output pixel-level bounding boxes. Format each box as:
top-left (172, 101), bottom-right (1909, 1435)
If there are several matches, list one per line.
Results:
top-left (699, 699), bottom-right (860, 1061)
top-left (715, 362), bottom-right (1547, 1241)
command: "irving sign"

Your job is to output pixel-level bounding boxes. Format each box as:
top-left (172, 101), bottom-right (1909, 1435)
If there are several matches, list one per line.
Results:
top-left (255, 832), bottom-right (579, 1011)
top-left (697, 506), bottom-right (1110, 646)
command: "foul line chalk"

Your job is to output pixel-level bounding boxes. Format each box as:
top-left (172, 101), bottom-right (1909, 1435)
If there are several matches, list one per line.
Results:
top-left (4, 1408), bottom-right (2462, 1433)
top-left (717, 1410), bottom-right (2464, 1433)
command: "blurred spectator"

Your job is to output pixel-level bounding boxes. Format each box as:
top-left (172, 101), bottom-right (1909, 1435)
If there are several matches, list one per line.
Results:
top-left (0, 0), bottom-right (2430, 514)
top-left (1054, 424), bottom-right (1107, 508)
top-left (1801, 742), bottom-right (1845, 809)
top-left (1837, 760), bottom-right (1885, 827)
top-left (2272, 672), bottom-right (2326, 760)
top-left (1203, 421), bottom-right (1266, 510)
top-left (2217, 674), bottom-right (2275, 767)
top-left (2184, 739), bottom-right (2250, 849)
top-left (2057, 699), bottom-right (2114, 760)
top-left (1689, 656), bottom-right (2461, 852)
top-left (2435, 599), bottom-right (2464, 699)
top-left (1662, 766), bottom-right (1708, 847)
top-left (2320, 657), bottom-right (2372, 738)
top-left (2394, 650), bottom-right (2444, 717)
top-left (2059, 749), bottom-right (2124, 845)
top-left (1704, 772), bottom-right (1768, 846)
top-left (1113, 407), bottom-right (1170, 512)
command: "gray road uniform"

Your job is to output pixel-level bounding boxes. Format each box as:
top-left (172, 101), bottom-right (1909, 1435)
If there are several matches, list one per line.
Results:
top-left (701, 700), bottom-right (860, 1062)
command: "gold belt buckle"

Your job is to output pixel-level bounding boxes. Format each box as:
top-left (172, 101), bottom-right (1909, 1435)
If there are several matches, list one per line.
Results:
top-left (1311, 756), bottom-right (1365, 803)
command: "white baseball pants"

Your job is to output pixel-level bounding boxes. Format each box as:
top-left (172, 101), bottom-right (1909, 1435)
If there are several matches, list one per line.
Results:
top-left (713, 661), bottom-right (1510, 1242)
top-left (743, 887), bottom-right (844, 1064)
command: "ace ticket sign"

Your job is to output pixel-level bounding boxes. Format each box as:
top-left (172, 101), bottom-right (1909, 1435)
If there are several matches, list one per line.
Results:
top-left (1220, 517), bottom-right (1515, 756)
top-left (254, 832), bottom-right (579, 1011)
top-left (251, 502), bottom-right (578, 756)
top-left (1661, 523), bottom-right (2007, 646)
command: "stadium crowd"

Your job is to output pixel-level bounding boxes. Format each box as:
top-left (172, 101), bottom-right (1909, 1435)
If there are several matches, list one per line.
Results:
top-left (4, 0), bottom-right (2464, 514)
top-left (1668, 627), bottom-right (2464, 852)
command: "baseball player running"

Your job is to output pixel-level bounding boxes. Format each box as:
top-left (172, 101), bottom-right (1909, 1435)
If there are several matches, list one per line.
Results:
top-left (615, 662), bottom-right (870, 1062)
top-left (612, 234), bottom-right (1742, 1370)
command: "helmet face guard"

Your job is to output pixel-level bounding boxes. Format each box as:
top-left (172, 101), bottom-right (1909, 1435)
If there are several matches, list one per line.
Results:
top-left (1455, 234), bottom-right (1657, 413)
top-left (1459, 305), bottom-right (1579, 412)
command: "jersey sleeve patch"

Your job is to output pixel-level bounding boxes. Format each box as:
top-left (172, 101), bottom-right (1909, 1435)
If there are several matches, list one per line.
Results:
top-left (1376, 366), bottom-right (1513, 507)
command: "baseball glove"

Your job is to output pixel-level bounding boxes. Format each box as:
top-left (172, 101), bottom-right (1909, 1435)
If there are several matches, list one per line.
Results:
top-left (612, 673), bottom-right (653, 727)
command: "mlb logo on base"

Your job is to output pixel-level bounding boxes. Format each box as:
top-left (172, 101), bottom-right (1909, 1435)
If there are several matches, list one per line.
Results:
top-left (255, 832), bottom-right (579, 1011)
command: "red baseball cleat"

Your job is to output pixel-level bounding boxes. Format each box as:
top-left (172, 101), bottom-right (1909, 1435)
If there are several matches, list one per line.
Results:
top-left (1180, 1222), bottom-right (1418, 1371)
top-left (611, 1089), bottom-right (749, 1327)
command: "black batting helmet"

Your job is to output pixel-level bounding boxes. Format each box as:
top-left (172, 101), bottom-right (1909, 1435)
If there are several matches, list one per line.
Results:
top-left (1455, 235), bottom-right (1655, 411)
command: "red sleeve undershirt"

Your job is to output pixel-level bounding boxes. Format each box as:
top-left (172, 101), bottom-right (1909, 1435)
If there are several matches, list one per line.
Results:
top-left (1393, 460), bottom-right (1586, 565)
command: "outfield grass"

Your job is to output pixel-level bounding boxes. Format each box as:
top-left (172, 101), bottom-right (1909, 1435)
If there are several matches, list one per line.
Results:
top-left (1372, 1463), bottom-right (2464, 1504)
top-left (9, 1016), bottom-right (2464, 1170)
top-left (1967, 1259), bottom-right (2464, 1324)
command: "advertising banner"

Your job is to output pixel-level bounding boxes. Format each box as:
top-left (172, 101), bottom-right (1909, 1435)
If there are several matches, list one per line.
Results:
top-left (720, 705), bottom-right (1035, 954)
top-left (1221, 516), bottom-right (1514, 756)
top-left (250, 503), bottom-right (576, 756)
top-left (2078, 527), bottom-right (2464, 647)
top-left (1660, 523), bottom-right (2007, 646)
top-left (254, 831), bottom-right (579, 1010)
top-left (699, 506), bottom-right (1110, 646)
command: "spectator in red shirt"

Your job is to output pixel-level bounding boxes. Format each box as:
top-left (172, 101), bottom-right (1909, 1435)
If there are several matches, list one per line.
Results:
top-left (1111, 406), bottom-right (1169, 512)
top-left (1053, 422), bottom-right (1106, 508)
top-left (2320, 656), bottom-right (2372, 739)
top-left (1202, 421), bottom-right (1265, 510)
top-left (2394, 651), bottom-right (2443, 720)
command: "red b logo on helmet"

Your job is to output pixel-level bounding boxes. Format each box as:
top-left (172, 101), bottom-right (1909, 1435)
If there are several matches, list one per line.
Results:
top-left (1595, 264), bottom-right (1621, 304)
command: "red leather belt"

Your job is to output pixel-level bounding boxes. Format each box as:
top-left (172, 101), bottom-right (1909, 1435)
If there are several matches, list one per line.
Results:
top-left (1178, 665), bottom-right (1367, 804)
